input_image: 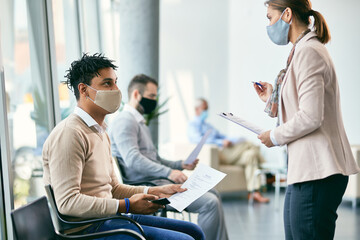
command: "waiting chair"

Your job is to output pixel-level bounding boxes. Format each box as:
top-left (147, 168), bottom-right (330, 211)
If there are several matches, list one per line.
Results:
top-left (44, 185), bottom-right (146, 239)
top-left (11, 196), bottom-right (146, 240)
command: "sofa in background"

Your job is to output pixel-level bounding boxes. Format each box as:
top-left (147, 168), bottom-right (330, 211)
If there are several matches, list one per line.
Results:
top-left (160, 143), bottom-right (248, 193)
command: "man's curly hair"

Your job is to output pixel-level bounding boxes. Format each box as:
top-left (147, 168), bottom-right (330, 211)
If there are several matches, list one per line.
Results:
top-left (64, 53), bottom-right (118, 100)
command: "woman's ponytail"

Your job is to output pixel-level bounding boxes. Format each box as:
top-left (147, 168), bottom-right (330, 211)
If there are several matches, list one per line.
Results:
top-left (265, 0), bottom-right (331, 44)
top-left (311, 10), bottom-right (331, 44)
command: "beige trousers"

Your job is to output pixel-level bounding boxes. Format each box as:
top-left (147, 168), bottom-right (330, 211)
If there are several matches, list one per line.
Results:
top-left (219, 142), bottom-right (265, 192)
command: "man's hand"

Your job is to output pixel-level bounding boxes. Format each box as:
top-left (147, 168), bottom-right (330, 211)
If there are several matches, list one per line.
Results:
top-left (223, 140), bottom-right (232, 148)
top-left (128, 193), bottom-right (164, 214)
top-left (258, 130), bottom-right (274, 148)
top-left (148, 184), bottom-right (187, 198)
top-left (168, 170), bottom-right (188, 183)
top-left (182, 159), bottom-right (199, 170)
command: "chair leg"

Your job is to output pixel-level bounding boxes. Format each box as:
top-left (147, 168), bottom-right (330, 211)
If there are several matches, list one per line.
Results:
top-left (352, 198), bottom-right (357, 209)
top-left (248, 191), bottom-right (254, 205)
top-left (160, 208), bottom-right (167, 218)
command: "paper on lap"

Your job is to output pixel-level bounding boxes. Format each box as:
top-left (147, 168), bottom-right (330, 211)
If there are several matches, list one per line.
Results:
top-left (168, 164), bottom-right (226, 212)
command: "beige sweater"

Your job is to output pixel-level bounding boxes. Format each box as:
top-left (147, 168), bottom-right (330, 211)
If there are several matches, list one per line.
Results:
top-left (43, 114), bottom-right (144, 219)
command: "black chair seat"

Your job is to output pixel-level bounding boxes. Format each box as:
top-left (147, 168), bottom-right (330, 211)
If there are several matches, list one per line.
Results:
top-left (11, 196), bottom-right (146, 240)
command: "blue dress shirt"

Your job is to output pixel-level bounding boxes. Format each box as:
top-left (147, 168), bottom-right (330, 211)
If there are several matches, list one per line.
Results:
top-left (188, 116), bottom-right (244, 147)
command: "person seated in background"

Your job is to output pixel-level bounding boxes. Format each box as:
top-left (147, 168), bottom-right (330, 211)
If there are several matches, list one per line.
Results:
top-left (188, 98), bottom-right (270, 203)
top-left (109, 74), bottom-right (229, 240)
top-left (42, 53), bottom-right (205, 240)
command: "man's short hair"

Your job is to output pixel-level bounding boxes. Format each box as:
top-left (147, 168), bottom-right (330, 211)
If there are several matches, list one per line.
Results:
top-left (127, 74), bottom-right (158, 99)
top-left (64, 53), bottom-right (118, 100)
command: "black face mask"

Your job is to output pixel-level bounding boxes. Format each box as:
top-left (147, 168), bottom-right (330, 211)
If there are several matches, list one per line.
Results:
top-left (139, 97), bottom-right (157, 114)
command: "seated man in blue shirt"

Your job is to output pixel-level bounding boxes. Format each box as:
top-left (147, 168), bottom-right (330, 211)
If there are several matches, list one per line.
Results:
top-left (109, 74), bottom-right (228, 240)
top-left (188, 98), bottom-right (269, 203)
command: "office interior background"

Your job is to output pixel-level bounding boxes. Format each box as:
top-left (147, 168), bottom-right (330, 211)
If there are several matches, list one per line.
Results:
top-left (0, 0), bottom-right (360, 239)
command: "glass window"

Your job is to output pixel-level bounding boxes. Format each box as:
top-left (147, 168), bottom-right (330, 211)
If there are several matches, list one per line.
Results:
top-left (0, 0), bottom-right (52, 208)
top-left (52, 0), bottom-right (118, 117)
top-left (81, 0), bottom-right (102, 53)
top-left (52, 0), bottom-right (80, 117)
top-left (98, 0), bottom-right (121, 62)
top-left (0, 0), bottom-right (120, 213)
top-left (97, 0), bottom-right (122, 124)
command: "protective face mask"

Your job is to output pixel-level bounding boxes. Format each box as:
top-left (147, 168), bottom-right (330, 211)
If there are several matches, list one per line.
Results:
top-left (86, 84), bottom-right (122, 113)
top-left (139, 96), bottom-right (157, 114)
top-left (200, 110), bottom-right (209, 121)
top-left (266, 10), bottom-right (291, 45)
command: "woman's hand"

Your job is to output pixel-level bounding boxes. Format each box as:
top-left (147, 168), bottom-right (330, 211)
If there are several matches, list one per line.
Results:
top-left (254, 81), bottom-right (273, 102)
top-left (258, 130), bottom-right (274, 148)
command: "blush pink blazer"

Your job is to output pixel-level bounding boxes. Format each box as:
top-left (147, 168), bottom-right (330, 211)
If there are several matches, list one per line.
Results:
top-left (274, 31), bottom-right (359, 185)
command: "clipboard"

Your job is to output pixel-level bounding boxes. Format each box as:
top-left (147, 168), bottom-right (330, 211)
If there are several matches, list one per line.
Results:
top-left (218, 112), bottom-right (264, 135)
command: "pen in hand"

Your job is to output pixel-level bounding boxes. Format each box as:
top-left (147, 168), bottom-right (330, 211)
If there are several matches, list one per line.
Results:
top-left (252, 81), bottom-right (264, 89)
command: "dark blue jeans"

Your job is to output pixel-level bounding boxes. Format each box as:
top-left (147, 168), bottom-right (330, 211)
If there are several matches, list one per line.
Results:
top-left (284, 174), bottom-right (348, 240)
top-left (80, 214), bottom-right (205, 240)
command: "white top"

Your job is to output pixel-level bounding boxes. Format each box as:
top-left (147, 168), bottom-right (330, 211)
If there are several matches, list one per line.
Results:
top-left (74, 106), bottom-right (107, 134)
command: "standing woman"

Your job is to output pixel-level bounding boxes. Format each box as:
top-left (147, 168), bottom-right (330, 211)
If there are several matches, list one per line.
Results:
top-left (254, 0), bottom-right (360, 239)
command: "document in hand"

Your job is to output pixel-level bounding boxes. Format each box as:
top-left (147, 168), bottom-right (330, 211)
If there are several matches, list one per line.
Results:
top-left (218, 112), bottom-right (265, 135)
top-left (183, 129), bottom-right (213, 165)
top-left (168, 164), bottom-right (226, 212)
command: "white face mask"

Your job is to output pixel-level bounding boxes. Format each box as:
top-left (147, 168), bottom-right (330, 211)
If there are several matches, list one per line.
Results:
top-left (86, 84), bottom-right (122, 113)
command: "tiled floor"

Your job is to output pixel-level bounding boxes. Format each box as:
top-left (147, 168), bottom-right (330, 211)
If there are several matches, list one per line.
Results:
top-left (222, 189), bottom-right (360, 240)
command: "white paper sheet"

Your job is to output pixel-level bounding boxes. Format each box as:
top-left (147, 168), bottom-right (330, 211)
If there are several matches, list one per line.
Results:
top-left (218, 112), bottom-right (265, 135)
top-left (168, 164), bottom-right (226, 212)
top-left (184, 129), bottom-right (213, 164)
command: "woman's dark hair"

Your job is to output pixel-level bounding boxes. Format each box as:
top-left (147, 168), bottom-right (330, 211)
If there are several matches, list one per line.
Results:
top-left (64, 53), bottom-right (118, 100)
top-left (265, 0), bottom-right (331, 44)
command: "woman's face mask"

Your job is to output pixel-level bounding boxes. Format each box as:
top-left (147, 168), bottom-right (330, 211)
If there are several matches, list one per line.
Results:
top-left (86, 84), bottom-right (122, 113)
top-left (266, 9), bottom-right (292, 46)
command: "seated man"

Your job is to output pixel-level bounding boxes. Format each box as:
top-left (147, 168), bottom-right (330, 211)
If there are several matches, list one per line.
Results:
top-left (188, 98), bottom-right (270, 203)
top-left (109, 74), bottom-right (229, 240)
top-left (42, 53), bottom-right (205, 240)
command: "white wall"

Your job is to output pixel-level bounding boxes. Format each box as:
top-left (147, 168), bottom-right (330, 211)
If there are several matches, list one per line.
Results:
top-left (159, 0), bottom-right (229, 144)
top-left (314, 0), bottom-right (360, 144)
top-left (160, 0), bottom-right (360, 152)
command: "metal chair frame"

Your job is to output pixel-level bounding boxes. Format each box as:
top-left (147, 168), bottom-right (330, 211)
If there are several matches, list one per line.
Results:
top-left (11, 196), bottom-right (146, 240)
top-left (44, 185), bottom-right (146, 239)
